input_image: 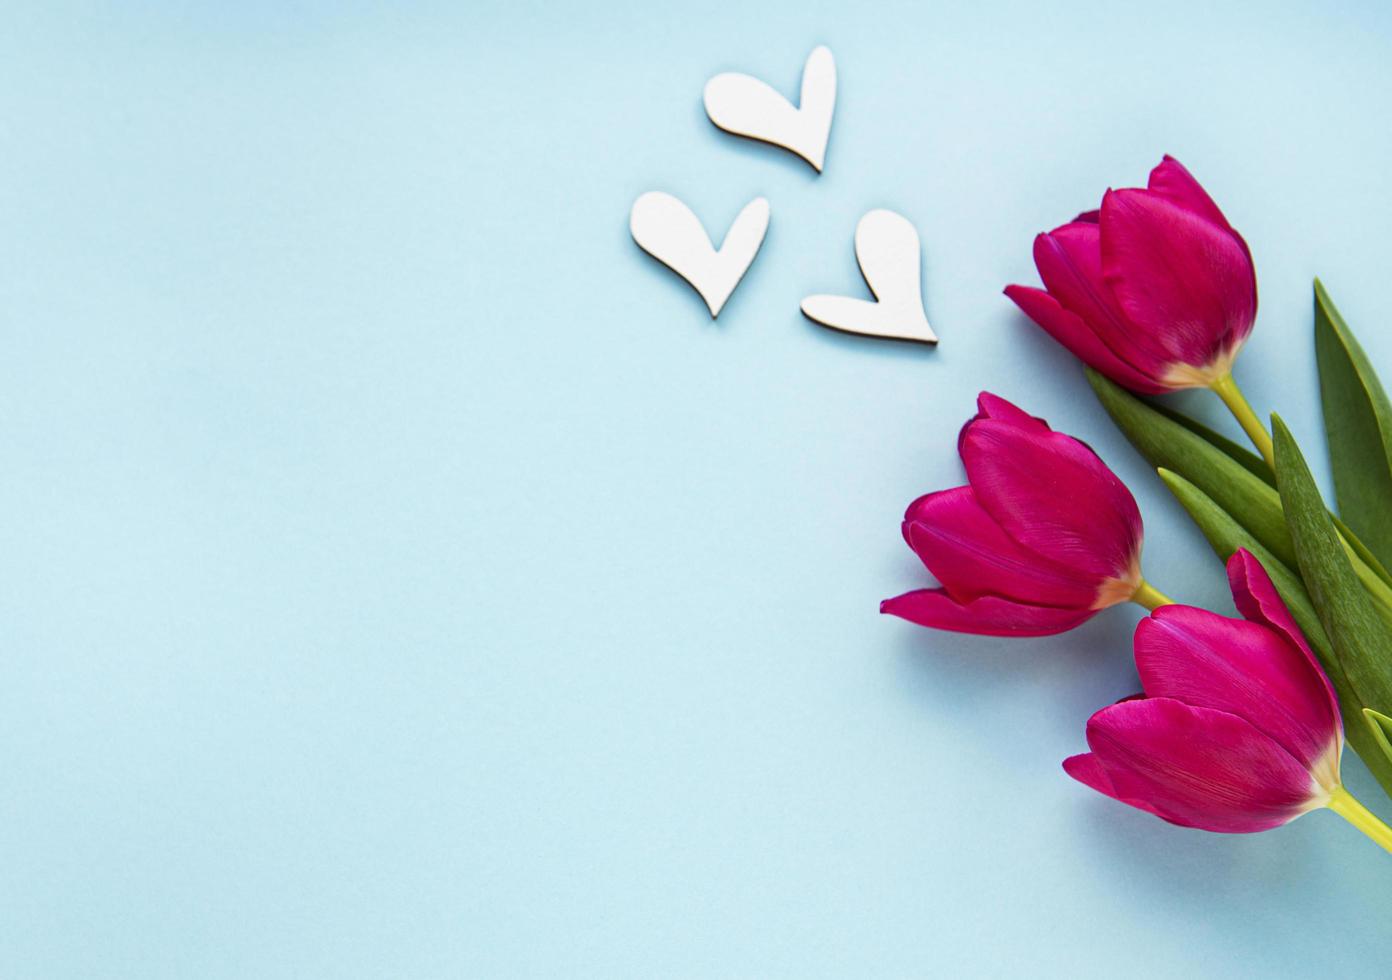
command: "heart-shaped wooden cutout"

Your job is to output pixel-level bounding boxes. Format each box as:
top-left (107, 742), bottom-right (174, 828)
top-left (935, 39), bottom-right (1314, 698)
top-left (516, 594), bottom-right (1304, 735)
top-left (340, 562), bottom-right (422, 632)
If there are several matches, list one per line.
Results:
top-left (703, 46), bottom-right (836, 173)
top-left (630, 192), bottom-right (770, 318)
top-left (801, 209), bottom-right (937, 345)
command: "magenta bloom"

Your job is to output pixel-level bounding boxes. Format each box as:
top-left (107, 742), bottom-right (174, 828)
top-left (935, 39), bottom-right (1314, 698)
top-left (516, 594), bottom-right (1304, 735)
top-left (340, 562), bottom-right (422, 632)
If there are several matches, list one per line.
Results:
top-left (880, 393), bottom-right (1144, 637)
top-left (1065, 550), bottom-right (1343, 833)
top-left (1005, 156), bottom-right (1256, 394)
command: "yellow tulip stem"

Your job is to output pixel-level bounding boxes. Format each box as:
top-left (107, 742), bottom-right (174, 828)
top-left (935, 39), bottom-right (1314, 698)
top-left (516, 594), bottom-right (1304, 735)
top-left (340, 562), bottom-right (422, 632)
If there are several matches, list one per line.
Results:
top-left (1211, 373), bottom-right (1275, 470)
top-left (1131, 580), bottom-right (1176, 611)
top-left (1327, 787), bottom-right (1392, 855)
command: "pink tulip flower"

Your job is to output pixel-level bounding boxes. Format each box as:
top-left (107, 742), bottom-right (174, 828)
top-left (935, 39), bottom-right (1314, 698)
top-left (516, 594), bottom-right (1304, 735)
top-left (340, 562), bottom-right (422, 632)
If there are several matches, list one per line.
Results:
top-left (880, 393), bottom-right (1164, 637)
top-left (1063, 550), bottom-right (1392, 845)
top-left (1005, 156), bottom-right (1256, 396)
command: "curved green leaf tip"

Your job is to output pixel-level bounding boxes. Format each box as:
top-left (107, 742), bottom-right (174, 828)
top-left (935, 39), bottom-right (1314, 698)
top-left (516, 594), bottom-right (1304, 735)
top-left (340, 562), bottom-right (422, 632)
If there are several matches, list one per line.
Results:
top-left (1365, 709), bottom-right (1392, 770)
top-left (1272, 414), bottom-right (1392, 716)
top-left (1314, 279), bottom-right (1392, 567)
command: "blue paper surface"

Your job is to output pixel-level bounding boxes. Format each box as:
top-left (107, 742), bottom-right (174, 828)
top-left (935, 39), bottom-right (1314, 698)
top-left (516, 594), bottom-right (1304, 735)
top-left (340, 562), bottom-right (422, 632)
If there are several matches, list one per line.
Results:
top-left (2, 1), bottom-right (1391, 975)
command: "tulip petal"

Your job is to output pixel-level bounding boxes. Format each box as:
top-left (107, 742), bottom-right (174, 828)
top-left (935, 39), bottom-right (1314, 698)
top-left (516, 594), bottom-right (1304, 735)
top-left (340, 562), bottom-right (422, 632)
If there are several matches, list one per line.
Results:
top-left (1030, 223), bottom-right (1140, 352)
top-left (1082, 698), bottom-right (1322, 832)
top-left (1063, 752), bottom-right (1168, 820)
top-left (973, 391), bottom-right (1051, 433)
top-left (1227, 549), bottom-right (1342, 739)
top-left (1004, 285), bottom-right (1171, 395)
top-left (961, 419), bottom-right (1143, 581)
top-left (880, 589), bottom-right (1094, 636)
top-left (1145, 156), bottom-right (1233, 232)
top-left (901, 488), bottom-right (1099, 608)
top-left (1136, 606), bottom-right (1340, 773)
top-left (1144, 157), bottom-right (1257, 302)
top-left (1036, 221), bottom-right (1198, 383)
top-left (1100, 188), bottom-right (1257, 368)
top-left (902, 493), bottom-right (933, 540)
top-left (958, 391), bottom-right (1052, 457)
top-left (1031, 223), bottom-right (1185, 381)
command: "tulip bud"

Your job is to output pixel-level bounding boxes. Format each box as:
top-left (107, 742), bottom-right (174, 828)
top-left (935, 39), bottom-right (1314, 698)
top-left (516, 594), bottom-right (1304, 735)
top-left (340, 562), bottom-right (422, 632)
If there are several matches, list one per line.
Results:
top-left (1006, 156), bottom-right (1257, 394)
top-left (1066, 551), bottom-right (1346, 833)
top-left (881, 393), bottom-right (1148, 636)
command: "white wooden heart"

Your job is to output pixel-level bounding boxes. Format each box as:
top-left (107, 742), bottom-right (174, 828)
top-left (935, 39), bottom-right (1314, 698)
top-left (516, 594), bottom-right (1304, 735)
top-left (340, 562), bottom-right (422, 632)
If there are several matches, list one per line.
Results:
top-left (800, 209), bottom-right (937, 345)
top-left (703, 46), bottom-right (836, 173)
top-left (629, 192), bottom-right (770, 318)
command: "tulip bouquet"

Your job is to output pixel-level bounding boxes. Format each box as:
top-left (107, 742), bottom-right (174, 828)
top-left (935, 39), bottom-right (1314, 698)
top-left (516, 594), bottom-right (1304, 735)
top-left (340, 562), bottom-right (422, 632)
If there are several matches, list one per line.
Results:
top-left (884, 157), bottom-right (1392, 855)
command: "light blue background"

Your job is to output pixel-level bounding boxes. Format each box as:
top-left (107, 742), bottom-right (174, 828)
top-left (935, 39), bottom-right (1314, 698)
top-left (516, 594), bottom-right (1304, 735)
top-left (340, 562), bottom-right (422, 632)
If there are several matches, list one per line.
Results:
top-left (2, 1), bottom-right (1391, 976)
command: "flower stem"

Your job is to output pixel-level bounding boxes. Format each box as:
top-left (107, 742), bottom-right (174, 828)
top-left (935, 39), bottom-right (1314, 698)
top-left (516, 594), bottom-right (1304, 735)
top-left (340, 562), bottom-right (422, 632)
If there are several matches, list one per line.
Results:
top-left (1210, 373), bottom-right (1275, 469)
top-left (1327, 787), bottom-right (1392, 855)
top-left (1132, 580), bottom-right (1176, 611)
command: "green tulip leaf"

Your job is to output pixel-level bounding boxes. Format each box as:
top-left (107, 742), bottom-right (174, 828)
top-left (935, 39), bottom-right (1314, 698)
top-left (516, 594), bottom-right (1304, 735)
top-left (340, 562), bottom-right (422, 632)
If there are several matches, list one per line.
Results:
top-left (1089, 368), bottom-right (1392, 591)
top-left (1273, 415), bottom-right (1392, 718)
top-left (1149, 400), bottom-right (1272, 485)
top-left (1365, 709), bottom-right (1392, 772)
top-left (1333, 514), bottom-right (1392, 591)
top-left (1153, 399), bottom-right (1392, 587)
top-left (1158, 470), bottom-right (1336, 677)
top-left (1087, 369), bottom-right (1294, 567)
top-left (1314, 279), bottom-right (1392, 568)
